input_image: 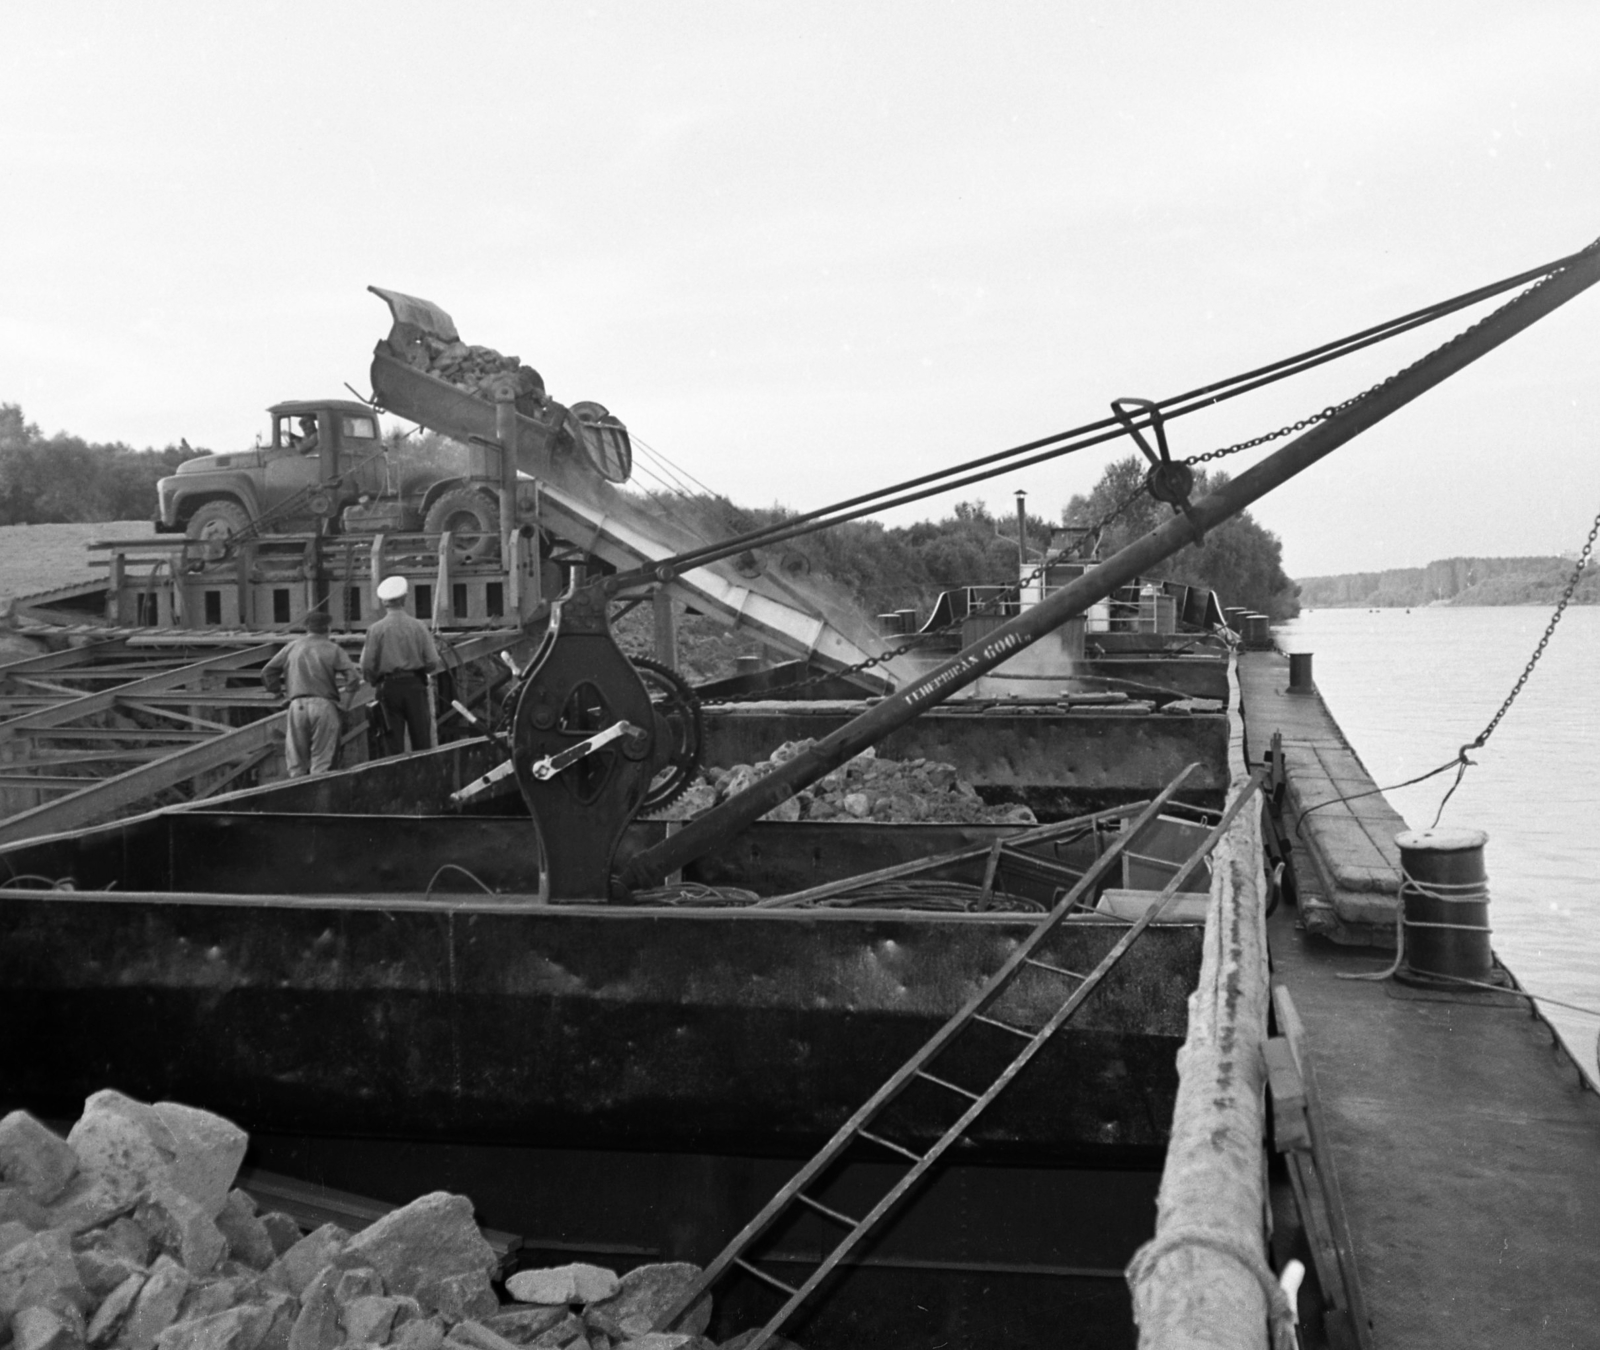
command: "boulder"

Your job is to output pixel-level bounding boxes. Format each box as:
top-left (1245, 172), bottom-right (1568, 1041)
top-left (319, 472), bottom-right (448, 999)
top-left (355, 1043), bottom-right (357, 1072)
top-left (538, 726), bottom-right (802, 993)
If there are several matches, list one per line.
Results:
top-left (134, 1186), bottom-right (226, 1275)
top-left (343, 1195), bottom-right (495, 1322)
top-left (586, 1267), bottom-right (708, 1339)
top-left (64, 1097), bottom-right (245, 1230)
top-left (252, 1297), bottom-right (296, 1350)
top-left (2, 1219), bottom-right (36, 1259)
top-left (153, 1305), bottom-right (269, 1350)
top-left (146, 1108), bottom-right (246, 1221)
top-left (86, 1272), bottom-right (145, 1346)
top-left (1, 1185), bottom-right (54, 1230)
top-left (391, 1317), bottom-right (446, 1350)
top-left (1, 1228), bottom-right (88, 1318)
top-left (505, 1265), bottom-right (618, 1308)
top-left (257, 1218), bottom-right (301, 1261)
top-left (213, 1196), bottom-right (275, 1273)
top-left (615, 1337), bottom-right (711, 1350)
top-left (178, 1276), bottom-right (260, 1323)
top-left (479, 1307), bottom-right (569, 1345)
top-left (66, 1093), bottom-right (178, 1218)
top-left (338, 1295), bottom-right (402, 1346)
top-left (114, 1255), bottom-right (192, 1350)
top-left (86, 1219), bottom-right (155, 1270)
top-left (284, 1267), bottom-right (340, 1350)
top-left (426, 1272), bottom-right (497, 1325)
top-left (522, 1314), bottom-right (586, 1350)
top-left (443, 1320), bottom-right (521, 1350)
top-left (14, 1303), bottom-right (85, 1350)
top-left (265, 1226), bottom-right (349, 1298)
top-left (0, 1114), bottom-right (79, 1205)
top-left (75, 1249), bottom-right (147, 1301)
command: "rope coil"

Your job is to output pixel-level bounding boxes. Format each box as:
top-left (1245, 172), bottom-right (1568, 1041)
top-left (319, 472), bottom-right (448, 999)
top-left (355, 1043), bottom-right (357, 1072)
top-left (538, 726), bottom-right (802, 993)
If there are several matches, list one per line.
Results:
top-left (1340, 867), bottom-right (1490, 982)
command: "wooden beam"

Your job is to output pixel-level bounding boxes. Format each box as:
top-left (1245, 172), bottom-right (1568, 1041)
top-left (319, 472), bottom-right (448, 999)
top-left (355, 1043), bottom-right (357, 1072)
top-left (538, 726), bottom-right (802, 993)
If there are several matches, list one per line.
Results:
top-left (0, 687), bottom-right (373, 845)
top-left (0, 644), bottom-right (275, 742)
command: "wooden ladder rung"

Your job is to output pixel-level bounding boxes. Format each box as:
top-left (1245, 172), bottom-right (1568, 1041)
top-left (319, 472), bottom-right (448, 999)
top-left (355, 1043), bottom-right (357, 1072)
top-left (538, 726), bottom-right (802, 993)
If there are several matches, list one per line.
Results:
top-left (733, 1257), bottom-right (799, 1296)
top-left (973, 1013), bottom-right (1035, 1040)
top-left (915, 1069), bottom-right (980, 1101)
top-left (1024, 956), bottom-right (1086, 980)
top-left (793, 1192), bottom-right (861, 1228)
top-left (857, 1129), bottom-right (923, 1162)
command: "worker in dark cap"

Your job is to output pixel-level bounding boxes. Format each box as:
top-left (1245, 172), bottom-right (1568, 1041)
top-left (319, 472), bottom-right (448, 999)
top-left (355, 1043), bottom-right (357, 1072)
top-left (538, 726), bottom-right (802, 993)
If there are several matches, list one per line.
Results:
top-left (261, 609), bottom-right (360, 776)
top-left (361, 575), bottom-right (444, 757)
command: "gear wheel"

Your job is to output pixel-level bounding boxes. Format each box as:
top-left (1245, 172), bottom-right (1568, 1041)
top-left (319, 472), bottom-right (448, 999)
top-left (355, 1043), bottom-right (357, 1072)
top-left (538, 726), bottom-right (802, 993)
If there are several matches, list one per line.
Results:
top-left (629, 655), bottom-right (704, 815)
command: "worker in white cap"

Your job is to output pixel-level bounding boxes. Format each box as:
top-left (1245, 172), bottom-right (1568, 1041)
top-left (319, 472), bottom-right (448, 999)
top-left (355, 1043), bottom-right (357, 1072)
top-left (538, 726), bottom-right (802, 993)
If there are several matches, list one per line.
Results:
top-left (360, 576), bottom-right (444, 757)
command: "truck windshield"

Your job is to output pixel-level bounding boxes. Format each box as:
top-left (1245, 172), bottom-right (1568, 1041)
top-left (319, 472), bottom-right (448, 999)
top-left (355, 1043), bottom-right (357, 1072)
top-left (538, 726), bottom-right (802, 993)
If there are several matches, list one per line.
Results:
top-left (341, 416), bottom-right (377, 439)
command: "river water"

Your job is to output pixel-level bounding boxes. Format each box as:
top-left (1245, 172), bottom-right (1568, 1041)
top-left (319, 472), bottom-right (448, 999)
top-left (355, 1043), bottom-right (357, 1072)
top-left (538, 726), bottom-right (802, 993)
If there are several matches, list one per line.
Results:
top-left (1272, 605), bottom-right (1600, 1082)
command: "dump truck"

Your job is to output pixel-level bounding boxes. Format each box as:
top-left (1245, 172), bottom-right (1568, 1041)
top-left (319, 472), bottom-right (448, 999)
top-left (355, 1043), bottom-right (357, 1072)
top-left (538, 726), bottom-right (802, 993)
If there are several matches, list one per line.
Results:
top-left (153, 386), bottom-right (630, 563)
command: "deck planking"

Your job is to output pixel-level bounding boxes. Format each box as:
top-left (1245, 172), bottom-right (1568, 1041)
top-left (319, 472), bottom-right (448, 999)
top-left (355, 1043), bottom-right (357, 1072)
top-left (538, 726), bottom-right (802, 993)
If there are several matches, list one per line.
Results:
top-left (1241, 649), bottom-right (1600, 1348)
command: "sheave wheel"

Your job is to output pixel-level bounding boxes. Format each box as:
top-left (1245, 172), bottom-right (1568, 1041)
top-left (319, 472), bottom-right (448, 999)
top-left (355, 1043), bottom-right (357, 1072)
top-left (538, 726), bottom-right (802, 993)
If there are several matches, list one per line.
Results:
top-left (424, 488), bottom-right (501, 564)
top-left (185, 499), bottom-right (252, 563)
top-left (630, 655), bottom-right (704, 815)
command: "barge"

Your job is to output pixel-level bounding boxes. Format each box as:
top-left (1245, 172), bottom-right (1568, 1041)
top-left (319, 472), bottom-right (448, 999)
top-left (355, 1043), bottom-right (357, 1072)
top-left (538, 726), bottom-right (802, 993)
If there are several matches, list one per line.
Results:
top-left (5, 240), bottom-right (1600, 1347)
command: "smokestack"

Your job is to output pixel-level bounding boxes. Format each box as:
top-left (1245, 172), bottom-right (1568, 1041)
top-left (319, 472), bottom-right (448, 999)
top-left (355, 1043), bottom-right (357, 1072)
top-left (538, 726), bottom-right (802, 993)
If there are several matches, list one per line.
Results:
top-left (1014, 489), bottom-right (1028, 578)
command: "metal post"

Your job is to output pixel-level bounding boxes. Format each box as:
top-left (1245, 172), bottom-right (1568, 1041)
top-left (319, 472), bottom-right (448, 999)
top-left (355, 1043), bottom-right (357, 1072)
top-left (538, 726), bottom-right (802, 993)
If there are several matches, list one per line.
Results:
top-left (434, 534), bottom-right (453, 627)
top-left (107, 552), bottom-right (124, 625)
top-left (369, 533), bottom-right (385, 605)
top-left (496, 400), bottom-right (518, 582)
top-left (620, 240), bottom-right (1600, 892)
top-left (1014, 489), bottom-right (1028, 581)
top-left (652, 587), bottom-right (678, 669)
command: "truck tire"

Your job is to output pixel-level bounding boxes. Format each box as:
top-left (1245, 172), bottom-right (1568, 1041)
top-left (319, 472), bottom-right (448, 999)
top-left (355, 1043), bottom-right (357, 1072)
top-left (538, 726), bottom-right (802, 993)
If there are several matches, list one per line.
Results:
top-left (185, 499), bottom-right (251, 561)
top-left (424, 488), bottom-right (500, 563)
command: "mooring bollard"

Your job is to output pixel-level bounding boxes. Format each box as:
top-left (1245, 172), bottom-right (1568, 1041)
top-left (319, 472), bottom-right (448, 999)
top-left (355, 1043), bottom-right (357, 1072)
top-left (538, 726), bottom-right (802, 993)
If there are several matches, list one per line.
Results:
top-left (1395, 827), bottom-right (1493, 983)
top-left (1288, 651), bottom-right (1314, 693)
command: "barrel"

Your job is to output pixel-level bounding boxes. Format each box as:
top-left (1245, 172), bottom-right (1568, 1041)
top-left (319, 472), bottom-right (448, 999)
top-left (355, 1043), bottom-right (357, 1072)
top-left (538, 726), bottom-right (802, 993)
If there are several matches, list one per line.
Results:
top-left (1395, 828), bottom-right (1492, 981)
top-left (1242, 614), bottom-right (1271, 649)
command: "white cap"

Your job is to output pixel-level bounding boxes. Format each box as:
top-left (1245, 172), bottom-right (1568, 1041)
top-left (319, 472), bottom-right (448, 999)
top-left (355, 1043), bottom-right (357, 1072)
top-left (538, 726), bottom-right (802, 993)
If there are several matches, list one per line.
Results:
top-left (376, 576), bottom-right (409, 602)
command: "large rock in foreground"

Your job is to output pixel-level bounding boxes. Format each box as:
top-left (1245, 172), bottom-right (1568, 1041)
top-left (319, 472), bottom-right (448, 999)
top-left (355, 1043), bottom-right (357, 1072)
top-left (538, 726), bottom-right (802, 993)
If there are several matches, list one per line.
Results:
top-left (345, 1193), bottom-right (498, 1322)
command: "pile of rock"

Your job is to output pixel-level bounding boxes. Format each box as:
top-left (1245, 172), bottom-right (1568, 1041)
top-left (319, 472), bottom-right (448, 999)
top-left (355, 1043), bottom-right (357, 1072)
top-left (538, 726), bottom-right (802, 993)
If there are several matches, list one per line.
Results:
top-left (402, 335), bottom-right (545, 406)
top-left (0, 1094), bottom-right (793, 1350)
top-left (662, 741), bottom-right (1035, 827)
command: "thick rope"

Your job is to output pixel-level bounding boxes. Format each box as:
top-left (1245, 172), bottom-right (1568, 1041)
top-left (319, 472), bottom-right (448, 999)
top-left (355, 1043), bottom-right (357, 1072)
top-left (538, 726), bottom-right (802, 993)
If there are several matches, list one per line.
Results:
top-left (1126, 1229), bottom-right (1298, 1350)
top-left (1339, 868), bottom-right (1490, 983)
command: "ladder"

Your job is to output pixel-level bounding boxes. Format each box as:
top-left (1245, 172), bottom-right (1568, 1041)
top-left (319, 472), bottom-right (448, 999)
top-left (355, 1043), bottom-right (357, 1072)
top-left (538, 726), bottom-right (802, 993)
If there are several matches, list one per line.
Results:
top-left (658, 763), bottom-right (1263, 1348)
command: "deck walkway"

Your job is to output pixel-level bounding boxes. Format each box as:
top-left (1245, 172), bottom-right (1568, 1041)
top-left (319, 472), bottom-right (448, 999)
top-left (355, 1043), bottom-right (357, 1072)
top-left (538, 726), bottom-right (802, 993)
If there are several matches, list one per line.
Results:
top-left (1240, 650), bottom-right (1600, 1349)
top-left (1236, 650), bottom-right (1403, 944)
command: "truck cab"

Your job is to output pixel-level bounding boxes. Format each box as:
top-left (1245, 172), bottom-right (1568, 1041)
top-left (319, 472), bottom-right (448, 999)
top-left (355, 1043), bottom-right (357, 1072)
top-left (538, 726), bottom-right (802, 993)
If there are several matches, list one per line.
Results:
top-left (156, 400), bottom-right (388, 550)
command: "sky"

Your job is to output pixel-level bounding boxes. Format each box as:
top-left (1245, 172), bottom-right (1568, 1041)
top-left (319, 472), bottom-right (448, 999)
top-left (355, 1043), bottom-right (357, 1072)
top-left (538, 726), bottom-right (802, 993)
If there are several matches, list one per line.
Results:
top-left (3, 1), bottom-right (1598, 578)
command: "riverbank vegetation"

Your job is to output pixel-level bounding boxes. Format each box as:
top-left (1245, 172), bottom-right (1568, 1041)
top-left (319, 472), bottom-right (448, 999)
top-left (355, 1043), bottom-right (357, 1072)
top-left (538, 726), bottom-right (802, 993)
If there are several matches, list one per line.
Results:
top-left (0, 404), bottom-right (185, 524)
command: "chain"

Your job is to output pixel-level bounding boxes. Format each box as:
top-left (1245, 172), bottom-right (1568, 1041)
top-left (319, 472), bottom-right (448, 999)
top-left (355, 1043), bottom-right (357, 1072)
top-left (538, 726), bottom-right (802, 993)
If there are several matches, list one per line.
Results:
top-left (700, 556), bottom-right (1056, 704)
top-left (1184, 406), bottom-right (1348, 465)
top-left (1472, 507), bottom-right (1600, 748)
top-left (1183, 250), bottom-right (1589, 467)
top-left (699, 242), bottom-right (1600, 709)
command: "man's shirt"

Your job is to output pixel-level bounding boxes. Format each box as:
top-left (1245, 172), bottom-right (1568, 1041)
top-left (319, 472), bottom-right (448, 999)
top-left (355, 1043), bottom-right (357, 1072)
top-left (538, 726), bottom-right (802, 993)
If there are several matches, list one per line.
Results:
top-left (360, 609), bottom-right (443, 684)
top-left (262, 635), bottom-right (360, 702)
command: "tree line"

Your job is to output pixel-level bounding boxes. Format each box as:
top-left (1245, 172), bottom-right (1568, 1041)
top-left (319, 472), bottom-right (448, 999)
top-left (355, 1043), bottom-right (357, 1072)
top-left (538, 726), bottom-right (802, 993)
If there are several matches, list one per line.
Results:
top-left (1, 402), bottom-right (1299, 619)
top-left (643, 452), bottom-right (1299, 621)
top-left (0, 404), bottom-right (188, 525)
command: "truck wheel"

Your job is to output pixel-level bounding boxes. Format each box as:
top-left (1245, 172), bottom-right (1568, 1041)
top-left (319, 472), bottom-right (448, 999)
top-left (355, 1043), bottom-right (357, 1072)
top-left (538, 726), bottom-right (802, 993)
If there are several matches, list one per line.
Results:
top-left (424, 488), bottom-right (500, 563)
top-left (185, 499), bottom-right (251, 562)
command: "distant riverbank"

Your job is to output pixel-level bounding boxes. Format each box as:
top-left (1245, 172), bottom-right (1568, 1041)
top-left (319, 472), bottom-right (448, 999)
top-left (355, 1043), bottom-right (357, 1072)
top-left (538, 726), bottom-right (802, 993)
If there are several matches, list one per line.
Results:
top-left (1296, 554), bottom-right (1598, 608)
